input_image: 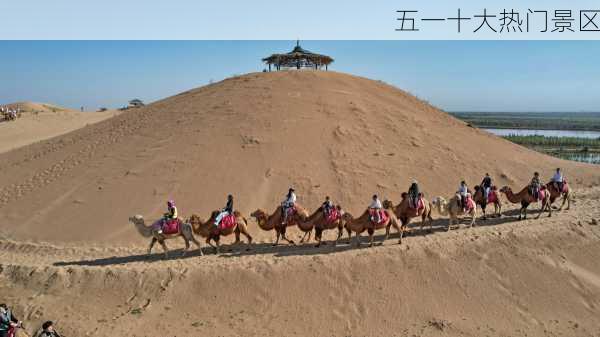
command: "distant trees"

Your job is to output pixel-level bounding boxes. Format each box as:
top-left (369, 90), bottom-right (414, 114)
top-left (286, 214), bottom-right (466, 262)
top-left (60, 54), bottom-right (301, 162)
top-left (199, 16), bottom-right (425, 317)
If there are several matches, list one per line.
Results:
top-left (504, 135), bottom-right (600, 148)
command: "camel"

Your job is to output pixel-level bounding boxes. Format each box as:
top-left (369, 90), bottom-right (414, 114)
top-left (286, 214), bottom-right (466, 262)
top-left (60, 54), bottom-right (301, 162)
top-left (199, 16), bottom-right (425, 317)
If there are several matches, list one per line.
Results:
top-left (472, 186), bottom-right (502, 220)
top-left (431, 194), bottom-right (477, 230)
top-left (250, 204), bottom-right (311, 246)
top-left (545, 181), bottom-right (571, 211)
top-left (499, 185), bottom-right (550, 220)
top-left (387, 193), bottom-right (434, 242)
top-left (306, 205), bottom-right (350, 247)
top-left (343, 200), bottom-right (401, 247)
top-left (129, 215), bottom-right (203, 258)
top-left (188, 210), bottom-right (253, 254)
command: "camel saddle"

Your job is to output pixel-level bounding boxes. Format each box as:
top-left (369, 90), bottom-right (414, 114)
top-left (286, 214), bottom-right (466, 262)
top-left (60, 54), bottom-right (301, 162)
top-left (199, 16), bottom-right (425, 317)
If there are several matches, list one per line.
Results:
top-left (326, 208), bottom-right (341, 224)
top-left (486, 190), bottom-right (498, 203)
top-left (218, 214), bottom-right (237, 230)
top-left (465, 195), bottom-right (475, 211)
top-left (535, 189), bottom-right (547, 202)
top-left (410, 197), bottom-right (425, 211)
top-left (285, 206), bottom-right (297, 216)
top-left (162, 219), bottom-right (181, 235)
top-left (369, 209), bottom-right (389, 225)
top-left (558, 180), bottom-right (569, 193)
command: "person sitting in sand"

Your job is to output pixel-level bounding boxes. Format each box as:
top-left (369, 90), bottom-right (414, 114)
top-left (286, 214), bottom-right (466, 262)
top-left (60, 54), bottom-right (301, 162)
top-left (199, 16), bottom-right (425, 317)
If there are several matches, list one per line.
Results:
top-left (159, 200), bottom-right (178, 234)
top-left (0, 304), bottom-right (21, 337)
top-left (35, 321), bottom-right (61, 337)
top-left (322, 196), bottom-right (334, 217)
top-left (281, 188), bottom-right (296, 225)
top-left (369, 194), bottom-right (383, 223)
top-left (530, 172), bottom-right (541, 199)
top-left (408, 180), bottom-right (420, 209)
top-left (214, 194), bottom-right (234, 227)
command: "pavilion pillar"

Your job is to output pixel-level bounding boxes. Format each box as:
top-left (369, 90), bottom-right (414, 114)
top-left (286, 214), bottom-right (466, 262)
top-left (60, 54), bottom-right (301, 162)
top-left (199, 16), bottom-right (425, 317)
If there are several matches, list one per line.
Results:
top-left (268, 64), bottom-right (271, 72)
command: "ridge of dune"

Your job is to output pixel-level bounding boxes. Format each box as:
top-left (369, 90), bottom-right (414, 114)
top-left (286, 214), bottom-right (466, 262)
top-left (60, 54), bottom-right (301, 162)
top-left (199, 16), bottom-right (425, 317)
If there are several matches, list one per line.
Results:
top-left (0, 71), bottom-right (598, 244)
top-left (2, 101), bottom-right (76, 113)
top-left (0, 101), bottom-right (120, 154)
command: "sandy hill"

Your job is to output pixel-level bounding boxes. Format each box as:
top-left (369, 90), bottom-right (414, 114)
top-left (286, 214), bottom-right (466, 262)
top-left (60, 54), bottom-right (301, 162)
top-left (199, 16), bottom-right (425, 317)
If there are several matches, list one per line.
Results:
top-left (1, 71), bottom-right (600, 337)
top-left (3, 101), bottom-right (76, 114)
top-left (0, 71), bottom-right (598, 244)
top-left (0, 101), bottom-right (119, 154)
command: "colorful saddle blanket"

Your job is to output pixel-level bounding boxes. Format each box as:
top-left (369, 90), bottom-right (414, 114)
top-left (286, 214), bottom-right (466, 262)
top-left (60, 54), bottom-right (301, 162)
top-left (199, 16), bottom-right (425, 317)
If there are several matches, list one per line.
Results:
top-left (162, 219), bottom-right (181, 235)
top-left (326, 208), bottom-right (341, 224)
top-left (219, 214), bottom-right (237, 230)
top-left (369, 209), bottom-right (389, 225)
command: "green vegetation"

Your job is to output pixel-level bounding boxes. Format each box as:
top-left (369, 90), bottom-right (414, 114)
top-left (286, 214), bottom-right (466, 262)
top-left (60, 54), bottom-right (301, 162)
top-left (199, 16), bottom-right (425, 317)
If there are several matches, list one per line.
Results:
top-left (502, 135), bottom-right (600, 164)
top-left (451, 112), bottom-right (600, 131)
top-left (503, 135), bottom-right (600, 148)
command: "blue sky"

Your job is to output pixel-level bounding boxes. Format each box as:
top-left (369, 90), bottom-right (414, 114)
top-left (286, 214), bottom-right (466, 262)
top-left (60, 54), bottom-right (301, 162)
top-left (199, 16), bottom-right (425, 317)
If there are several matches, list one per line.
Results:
top-left (2, 40), bottom-right (600, 112)
top-left (3, 0), bottom-right (600, 39)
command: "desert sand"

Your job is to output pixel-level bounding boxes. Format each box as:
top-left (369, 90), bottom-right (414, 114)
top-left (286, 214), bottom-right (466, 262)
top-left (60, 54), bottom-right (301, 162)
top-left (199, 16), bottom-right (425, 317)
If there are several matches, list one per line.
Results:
top-left (1, 71), bottom-right (599, 337)
top-left (0, 102), bottom-right (119, 154)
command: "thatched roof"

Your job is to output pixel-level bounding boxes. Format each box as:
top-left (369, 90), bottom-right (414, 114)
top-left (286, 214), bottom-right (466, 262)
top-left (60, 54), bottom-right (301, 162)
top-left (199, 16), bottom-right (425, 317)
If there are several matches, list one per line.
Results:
top-left (263, 41), bottom-right (334, 69)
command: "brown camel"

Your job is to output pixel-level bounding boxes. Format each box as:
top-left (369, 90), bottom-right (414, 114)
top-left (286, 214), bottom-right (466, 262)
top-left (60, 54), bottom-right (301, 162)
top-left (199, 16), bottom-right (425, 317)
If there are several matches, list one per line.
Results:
top-left (306, 205), bottom-right (350, 247)
top-left (431, 195), bottom-right (477, 230)
top-left (188, 210), bottom-right (253, 254)
top-left (387, 193), bottom-right (433, 243)
top-left (500, 185), bottom-right (550, 220)
top-left (472, 185), bottom-right (502, 220)
top-left (545, 181), bottom-right (571, 211)
top-left (250, 204), bottom-right (311, 246)
top-left (343, 200), bottom-right (401, 247)
top-left (129, 215), bottom-right (203, 258)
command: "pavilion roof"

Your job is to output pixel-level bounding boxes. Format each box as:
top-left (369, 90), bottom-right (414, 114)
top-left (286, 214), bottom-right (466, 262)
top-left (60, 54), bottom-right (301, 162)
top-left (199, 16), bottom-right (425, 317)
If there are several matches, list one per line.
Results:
top-left (262, 41), bottom-right (334, 66)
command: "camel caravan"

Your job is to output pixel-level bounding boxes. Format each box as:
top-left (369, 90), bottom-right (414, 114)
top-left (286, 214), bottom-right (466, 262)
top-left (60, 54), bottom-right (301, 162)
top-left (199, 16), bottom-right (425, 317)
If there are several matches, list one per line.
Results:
top-left (129, 169), bottom-right (572, 258)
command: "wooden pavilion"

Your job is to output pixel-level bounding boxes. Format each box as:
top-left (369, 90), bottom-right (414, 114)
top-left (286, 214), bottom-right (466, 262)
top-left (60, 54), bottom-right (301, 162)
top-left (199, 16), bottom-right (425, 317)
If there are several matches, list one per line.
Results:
top-left (263, 41), bottom-right (334, 71)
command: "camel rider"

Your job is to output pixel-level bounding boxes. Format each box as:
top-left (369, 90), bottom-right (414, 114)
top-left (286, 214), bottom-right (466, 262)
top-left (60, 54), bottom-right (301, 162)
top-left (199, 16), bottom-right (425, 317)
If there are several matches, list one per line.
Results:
top-left (214, 194), bottom-right (234, 227)
top-left (458, 181), bottom-right (468, 210)
top-left (159, 200), bottom-right (178, 234)
top-left (281, 188), bottom-right (297, 225)
top-left (322, 196), bottom-right (334, 217)
top-left (480, 173), bottom-right (492, 202)
top-left (530, 172), bottom-right (541, 199)
top-left (408, 180), bottom-right (420, 209)
top-left (551, 168), bottom-right (564, 192)
top-left (369, 194), bottom-right (383, 223)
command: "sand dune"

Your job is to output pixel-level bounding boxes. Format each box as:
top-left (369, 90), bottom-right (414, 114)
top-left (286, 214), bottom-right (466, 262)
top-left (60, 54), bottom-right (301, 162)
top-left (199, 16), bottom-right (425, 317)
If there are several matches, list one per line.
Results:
top-left (1, 188), bottom-right (600, 337)
top-left (0, 72), bottom-right (598, 244)
top-left (1, 71), bottom-right (599, 337)
top-left (0, 102), bottom-right (120, 153)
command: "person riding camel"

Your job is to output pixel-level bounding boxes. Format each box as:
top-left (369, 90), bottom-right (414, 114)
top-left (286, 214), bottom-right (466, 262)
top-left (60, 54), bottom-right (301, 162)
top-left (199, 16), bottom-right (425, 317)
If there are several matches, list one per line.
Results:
top-left (551, 168), bottom-right (564, 192)
top-left (530, 172), bottom-right (541, 200)
top-left (369, 194), bottom-right (383, 223)
top-left (159, 200), bottom-right (178, 234)
top-left (480, 173), bottom-right (492, 203)
top-left (281, 188), bottom-right (297, 225)
top-left (214, 194), bottom-right (234, 227)
top-left (458, 181), bottom-right (468, 211)
top-left (408, 180), bottom-right (420, 209)
top-left (322, 196), bottom-right (334, 217)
